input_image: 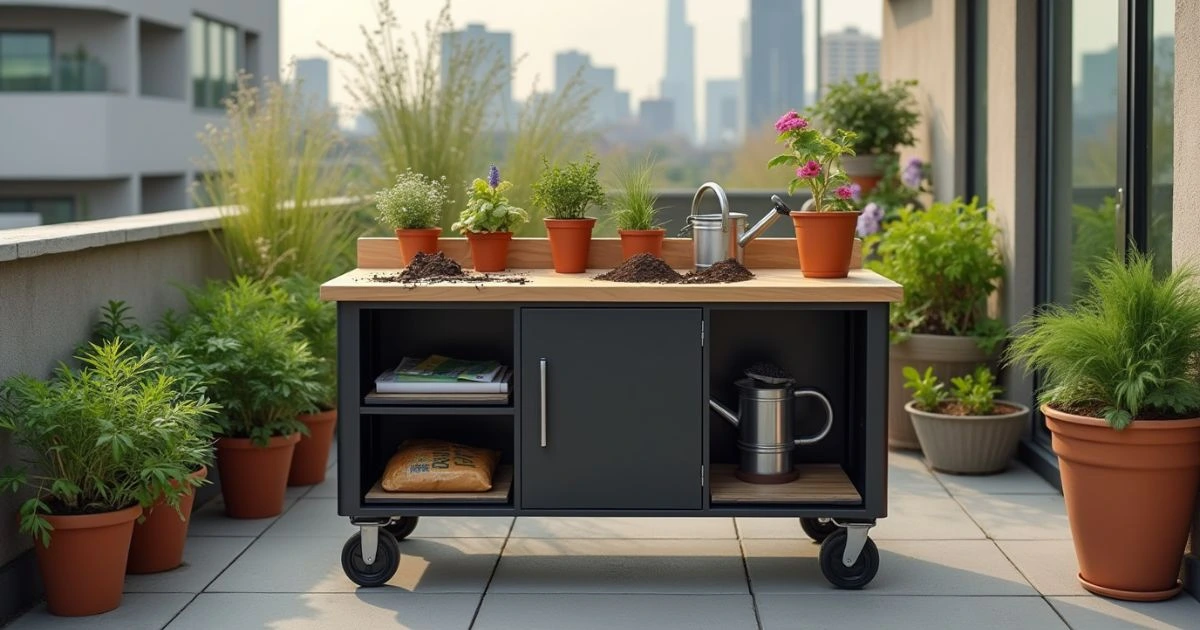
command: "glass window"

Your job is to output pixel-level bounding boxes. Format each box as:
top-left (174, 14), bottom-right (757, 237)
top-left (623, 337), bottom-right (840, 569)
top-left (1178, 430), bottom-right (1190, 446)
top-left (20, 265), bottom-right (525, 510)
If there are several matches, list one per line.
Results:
top-left (224, 25), bottom-right (238, 96)
top-left (1148, 4), bottom-right (1174, 275)
top-left (0, 31), bottom-right (53, 91)
top-left (192, 15), bottom-right (238, 108)
top-left (191, 17), bottom-right (206, 105)
top-left (0, 198), bottom-right (75, 225)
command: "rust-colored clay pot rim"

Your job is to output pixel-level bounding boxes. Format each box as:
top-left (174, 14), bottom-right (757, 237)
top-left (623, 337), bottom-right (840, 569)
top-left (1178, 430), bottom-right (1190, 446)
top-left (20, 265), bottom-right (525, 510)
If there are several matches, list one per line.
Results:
top-left (905, 400), bottom-right (1029, 421)
top-left (394, 227), bottom-right (442, 235)
top-left (1041, 404), bottom-right (1200, 429)
top-left (544, 217), bottom-right (597, 225)
top-left (42, 504), bottom-right (142, 530)
top-left (298, 408), bottom-right (338, 424)
top-left (216, 433), bottom-right (302, 449)
top-left (464, 231), bottom-right (514, 239)
top-left (788, 210), bottom-right (862, 219)
top-left (618, 229), bottom-right (666, 235)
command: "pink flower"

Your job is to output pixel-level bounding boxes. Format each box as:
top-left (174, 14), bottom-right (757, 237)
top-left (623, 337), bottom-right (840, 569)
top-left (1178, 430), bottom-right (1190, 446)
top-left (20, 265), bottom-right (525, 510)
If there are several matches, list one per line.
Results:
top-left (836, 185), bottom-right (855, 200)
top-left (796, 160), bottom-right (821, 179)
top-left (774, 110), bottom-right (808, 133)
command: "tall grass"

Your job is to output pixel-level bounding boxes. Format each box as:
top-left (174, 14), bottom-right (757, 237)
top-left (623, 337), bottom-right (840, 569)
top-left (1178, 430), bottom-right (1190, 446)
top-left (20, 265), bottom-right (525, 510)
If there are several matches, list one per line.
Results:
top-left (607, 156), bottom-right (660, 231)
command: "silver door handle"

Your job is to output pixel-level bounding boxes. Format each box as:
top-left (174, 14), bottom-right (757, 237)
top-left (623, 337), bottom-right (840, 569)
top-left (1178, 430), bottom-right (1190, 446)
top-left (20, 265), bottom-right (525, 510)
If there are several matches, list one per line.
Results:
top-left (539, 358), bottom-right (547, 448)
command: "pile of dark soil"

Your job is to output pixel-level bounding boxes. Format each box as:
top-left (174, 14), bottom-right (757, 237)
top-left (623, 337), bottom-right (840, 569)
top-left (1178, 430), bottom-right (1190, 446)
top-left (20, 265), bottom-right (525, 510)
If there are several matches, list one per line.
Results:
top-left (682, 258), bottom-right (755, 284)
top-left (594, 254), bottom-right (685, 283)
top-left (746, 362), bottom-right (793, 384)
top-left (369, 252), bottom-right (528, 286)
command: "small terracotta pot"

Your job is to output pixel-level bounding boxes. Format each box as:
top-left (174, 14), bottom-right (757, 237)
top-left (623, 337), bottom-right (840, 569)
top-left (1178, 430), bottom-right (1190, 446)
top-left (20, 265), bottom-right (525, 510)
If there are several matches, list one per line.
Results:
top-left (544, 218), bottom-right (596, 273)
top-left (395, 227), bottom-right (442, 265)
top-left (37, 504), bottom-right (141, 616)
top-left (465, 231), bottom-right (514, 272)
top-left (841, 154), bottom-right (888, 195)
top-left (618, 229), bottom-right (666, 260)
top-left (1045, 405), bottom-right (1200, 601)
top-left (790, 211), bottom-right (861, 278)
top-left (289, 409), bottom-right (337, 486)
top-left (127, 466), bottom-right (207, 574)
top-left (215, 433), bottom-right (300, 519)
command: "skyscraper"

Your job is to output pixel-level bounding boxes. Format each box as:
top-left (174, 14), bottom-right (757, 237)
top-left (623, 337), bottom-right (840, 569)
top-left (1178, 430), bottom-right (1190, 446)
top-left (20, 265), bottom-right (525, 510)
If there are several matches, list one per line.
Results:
top-left (441, 23), bottom-right (513, 127)
top-left (745, 0), bottom-right (805, 133)
top-left (294, 57), bottom-right (330, 108)
top-left (660, 0), bottom-right (695, 143)
top-left (705, 79), bottom-right (741, 147)
top-left (820, 27), bottom-right (880, 94)
top-left (555, 50), bottom-right (628, 127)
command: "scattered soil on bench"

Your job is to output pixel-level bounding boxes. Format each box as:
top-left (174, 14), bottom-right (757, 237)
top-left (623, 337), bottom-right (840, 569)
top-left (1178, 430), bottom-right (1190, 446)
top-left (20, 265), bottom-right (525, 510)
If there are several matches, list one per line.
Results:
top-left (594, 253), bottom-right (685, 283)
top-left (368, 252), bottom-right (528, 286)
top-left (682, 258), bottom-right (755, 284)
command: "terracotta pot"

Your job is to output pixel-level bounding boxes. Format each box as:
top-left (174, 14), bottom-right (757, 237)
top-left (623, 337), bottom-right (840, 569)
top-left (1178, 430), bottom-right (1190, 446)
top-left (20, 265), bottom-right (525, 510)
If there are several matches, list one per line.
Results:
top-left (465, 231), bottom-right (514, 272)
top-left (215, 433), bottom-right (300, 519)
top-left (888, 334), bottom-right (994, 451)
top-left (841, 154), bottom-right (889, 195)
top-left (790, 211), bottom-right (861, 278)
top-left (395, 227), bottom-right (442, 265)
top-left (37, 504), bottom-right (141, 616)
top-left (544, 218), bottom-right (596, 273)
top-left (1045, 405), bottom-right (1200, 601)
top-left (618, 229), bottom-right (666, 260)
top-left (905, 402), bottom-right (1029, 474)
top-left (289, 409), bottom-right (337, 486)
top-left (127, 466), bottom-right (207, 574)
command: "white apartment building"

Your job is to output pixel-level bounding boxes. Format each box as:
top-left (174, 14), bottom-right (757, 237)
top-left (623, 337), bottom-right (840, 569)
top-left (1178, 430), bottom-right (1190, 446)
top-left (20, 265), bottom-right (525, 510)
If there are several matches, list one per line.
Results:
top-left (820, 26), bottom-right (881, 94)
top-left (0, 0), bottom-right (278, 227)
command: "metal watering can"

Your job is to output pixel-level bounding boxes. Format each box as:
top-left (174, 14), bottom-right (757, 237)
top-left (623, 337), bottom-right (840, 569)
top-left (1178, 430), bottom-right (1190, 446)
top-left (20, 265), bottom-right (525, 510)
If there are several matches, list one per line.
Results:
top-left (682, 182), bottom-right (794, 270)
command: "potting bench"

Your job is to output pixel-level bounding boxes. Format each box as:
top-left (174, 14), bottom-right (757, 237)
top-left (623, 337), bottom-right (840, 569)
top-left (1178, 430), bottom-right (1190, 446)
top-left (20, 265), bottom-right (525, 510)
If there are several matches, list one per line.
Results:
top-left (320, 237), bottom-right (902, 589)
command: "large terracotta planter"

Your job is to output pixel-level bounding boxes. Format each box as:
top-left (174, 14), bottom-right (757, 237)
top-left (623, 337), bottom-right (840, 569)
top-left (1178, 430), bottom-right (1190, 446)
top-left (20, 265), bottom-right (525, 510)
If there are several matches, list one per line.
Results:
top-left (790, 211), bottom-right (861, 278)
top-left (889, 334), bottom-right (993, 450)
top-left (215, 433), bottom-right (300, 519)
top-left (395, 227), bottom-right (442, 266)
top-left (289, 409), bottom-right (337, 486)
top-left (842, 154), bottom-right (890, 195)
top-left (37, 504), bottom-right (141, 616)
top-left (127, 466), bottom-right (207, 574)
top-left (544, 218), bottom-right (596, 273)
top-left (618, 229), bottom-right (666, 260)
top-left (465, 231), bottom-right (514, 272)
top-left (1045, 405), bottom-right (1200, 601)
top-left (905, 402), bottom-right (1029, 474)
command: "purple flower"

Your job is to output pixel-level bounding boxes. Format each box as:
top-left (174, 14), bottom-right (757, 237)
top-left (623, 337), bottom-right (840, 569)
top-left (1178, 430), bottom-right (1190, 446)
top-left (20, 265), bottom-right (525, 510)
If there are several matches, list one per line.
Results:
top-left (775, 110), bottom-right (808, 133)
top-left (835, 185), bottom-right (855, 200)
top-left (856, 202), bottom-right (884, 236)
top-left (488, 164), bottom-right (501, 189)
top-left (901, 158), bottom-right (923, 189)
top-left (796, 160), bottom-right (821, 179)
top-left (849, 183), bottom-right (862, 201)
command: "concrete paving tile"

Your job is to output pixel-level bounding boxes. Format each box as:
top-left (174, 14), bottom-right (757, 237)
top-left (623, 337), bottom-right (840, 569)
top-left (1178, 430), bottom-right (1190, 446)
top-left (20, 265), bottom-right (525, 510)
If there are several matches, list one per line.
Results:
top-left (408, 516), bottom-right (513, 538)
top-left (165, 592), bottom-right (479, 630)
top-left (955, 493), bottom-right (1072, 540)
top-left (735, 517), bottom-right (805, 539)
top-left (124, 536), bottom-right (253, 593)
top-left (888, 451), bottom-right (951, 496)
top-left (186, 498), bottom-right (280, 537)
top-left (936, 461), bottom-right (1059, 496)
top-left (996, 539), bottom-right (1088, 596)
top-left (757, 594), bottom-right (1067, 630)
top-left (306, 467), bottom-right (338, 498)
top-left (872, 492), bottom-right (987, 540)
top-left (510, 517), bottom-right (736, 539)
top-left (206, 536), bottom-right (501, 593)
top-left (8, 593), bottom-right (194, 630)
top-left (743, 539), bottom-right (1035, 595)
top-left (1049, 595), bottom-right (1200, 630)
top-left (491, 538), bottom-right (748, 594)
top-left (473, 594), bottom-right (758, 630)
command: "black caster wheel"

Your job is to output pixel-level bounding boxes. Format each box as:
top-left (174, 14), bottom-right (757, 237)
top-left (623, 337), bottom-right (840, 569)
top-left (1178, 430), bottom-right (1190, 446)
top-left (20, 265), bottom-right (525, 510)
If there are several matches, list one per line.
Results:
top-left (799, 517), bottom-right (839, 543)
top-left (341, 530), bottom-right (400, 587)
top-left (818, 529), bottom-right (879, 589)
top-left (385, 516), bottom-right (419, 540)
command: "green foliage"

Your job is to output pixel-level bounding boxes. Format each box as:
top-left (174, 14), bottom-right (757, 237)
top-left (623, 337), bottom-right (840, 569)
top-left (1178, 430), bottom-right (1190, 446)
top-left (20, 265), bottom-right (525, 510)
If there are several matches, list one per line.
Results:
top-left (768, 122), bottom-right (858, 211)
top-left (278, 275), bottom-right (337, 408)
top-left (865, 198), bottom-right (1006, 351)
top-left (89, 300), bottom-right (212, 402)
top-left (808, 73), bottom-right (920, 156)
top-left (452, 175), bottom-right (530, 234)
top-left (866, 155), bottom-right (932, 223)
top-left (902, 366), bottom-right (947, 412)
top-left (1006, 251), bottom-right (1200, 429)
top-left (608, 156), bottom-right (661, 231)
top-left (1069, 199), bottom-right (1118, 298)
top-left (375, 169), bottom-right (451, 230)
top-left (531, 155), bottom-right (606, 219)
top-left (0, 341), bottom-right (217, 547)
top-left (950, 367), bottom-right (1003, 416)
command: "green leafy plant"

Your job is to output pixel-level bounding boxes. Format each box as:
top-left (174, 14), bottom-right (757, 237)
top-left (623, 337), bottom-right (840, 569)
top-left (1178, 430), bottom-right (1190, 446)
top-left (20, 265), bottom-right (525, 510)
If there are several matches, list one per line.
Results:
top-left (609, 157), bottom-right (661, 231)
top-left (278, 275), bottom-right (337, 409)
top-left (531, 155), bottom-right (606, 219)
top-left (902, 366), bottom-right (948, 412)
top-left (767, 111), bottom-right (858, 210)
top-left (452, 165), bottom-right (529, 234)
top-left (375, 169), bottom-right (451, 230)
top-left (1006, 251), bottom-right (1200, 429)
top-left (808, 73), bottom-right (920, 156)
top-left (0, 340), bottom-right (217, 547)
top-left (865, 198), bottom-right (1006, 351)
top-left (950, 367), bottom-right (1003, 416)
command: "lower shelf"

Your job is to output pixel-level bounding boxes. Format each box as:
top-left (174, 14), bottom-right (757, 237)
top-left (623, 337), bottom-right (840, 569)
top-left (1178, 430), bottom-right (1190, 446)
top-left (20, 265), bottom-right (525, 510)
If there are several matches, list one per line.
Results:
top-left (365, 465), bottom-right (513, 504)
top-left (709, 463), bottom-right (861, 505)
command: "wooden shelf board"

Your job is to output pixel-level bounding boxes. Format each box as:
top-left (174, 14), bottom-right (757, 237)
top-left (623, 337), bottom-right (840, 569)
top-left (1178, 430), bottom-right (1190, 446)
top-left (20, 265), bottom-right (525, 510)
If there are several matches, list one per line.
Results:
top-left (365, 465), bottom-right (513, 504)
top-left (709, 463), bottom-right (861, 505)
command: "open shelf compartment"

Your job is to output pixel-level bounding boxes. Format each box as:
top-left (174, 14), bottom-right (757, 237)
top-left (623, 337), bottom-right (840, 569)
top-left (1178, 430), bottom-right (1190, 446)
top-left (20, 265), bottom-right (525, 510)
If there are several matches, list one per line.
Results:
top-left (709, 464), bottom-right (861, 505)
top-left (365, 465), bottom-right (513, 504)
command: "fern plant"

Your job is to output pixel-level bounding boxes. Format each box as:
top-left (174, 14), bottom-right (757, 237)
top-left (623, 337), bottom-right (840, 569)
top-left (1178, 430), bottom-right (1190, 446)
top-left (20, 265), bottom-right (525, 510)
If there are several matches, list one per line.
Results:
top-left (1006, 251), bottom-right (1200, 429)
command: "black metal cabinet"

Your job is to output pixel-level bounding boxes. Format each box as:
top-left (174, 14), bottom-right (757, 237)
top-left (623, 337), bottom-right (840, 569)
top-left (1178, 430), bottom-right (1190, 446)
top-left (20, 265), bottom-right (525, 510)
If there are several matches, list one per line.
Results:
top-left (519, 308), bottom-right (704, 509)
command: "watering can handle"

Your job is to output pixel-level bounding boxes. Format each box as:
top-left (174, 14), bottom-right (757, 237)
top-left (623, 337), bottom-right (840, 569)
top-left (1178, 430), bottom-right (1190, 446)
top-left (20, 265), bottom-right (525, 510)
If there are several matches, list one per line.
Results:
top-left (793, 388), bottom-right (834, 446)
top-left (690, 182), bottom-right (731, 233)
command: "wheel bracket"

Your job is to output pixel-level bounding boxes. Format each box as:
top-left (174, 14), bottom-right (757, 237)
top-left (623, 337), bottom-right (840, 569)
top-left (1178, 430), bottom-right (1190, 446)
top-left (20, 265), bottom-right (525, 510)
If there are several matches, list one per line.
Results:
top-left (835, 521), bottom-right (873, 567)
top-left (360, 524), bottom-right (380, 565)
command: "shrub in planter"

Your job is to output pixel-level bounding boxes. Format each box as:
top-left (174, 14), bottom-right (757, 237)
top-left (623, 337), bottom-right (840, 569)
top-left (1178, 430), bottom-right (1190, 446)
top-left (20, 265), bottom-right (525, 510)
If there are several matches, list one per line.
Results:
top-left (376, 169), bottom-right (452, 265)
top-left (1006, 252), bottom-right (1200, 601)
top-left (279, 274), bottom-right (339, 486)
top-left (902, 366), bottom-right (1029, 475)
top-left (608, 157), bottom-right (665, 261)
top-left (452, 165), bottom-right (530, 272)
top-left (865, 198), bottom-right (1006, 450)
top-left (0, 341), bottom-right (216, 615)
top-left (531, 155), bottom-right (606, 273)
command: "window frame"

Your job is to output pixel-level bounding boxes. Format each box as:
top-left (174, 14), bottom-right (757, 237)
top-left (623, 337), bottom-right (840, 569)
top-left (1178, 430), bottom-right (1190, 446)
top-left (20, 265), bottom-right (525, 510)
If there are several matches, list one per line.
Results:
top-left (0, 29), bottom-right (55, 91)
top-left (191, 14), bottom-right (239, 109)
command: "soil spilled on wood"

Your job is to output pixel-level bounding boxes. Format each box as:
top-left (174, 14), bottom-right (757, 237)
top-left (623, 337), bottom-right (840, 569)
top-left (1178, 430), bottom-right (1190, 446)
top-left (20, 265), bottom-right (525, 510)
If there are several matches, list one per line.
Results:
top-left (368, 252), bottom-right (528, 287)
top-left (594, 253), bottom-right (685, 283)
top-left (682, 258), bottom-right (755, 284)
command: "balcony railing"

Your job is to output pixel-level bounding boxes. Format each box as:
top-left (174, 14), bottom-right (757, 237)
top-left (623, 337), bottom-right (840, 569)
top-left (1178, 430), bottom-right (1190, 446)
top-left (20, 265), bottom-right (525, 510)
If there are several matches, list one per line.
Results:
top-left (0, 56), bottom-right (109, 93)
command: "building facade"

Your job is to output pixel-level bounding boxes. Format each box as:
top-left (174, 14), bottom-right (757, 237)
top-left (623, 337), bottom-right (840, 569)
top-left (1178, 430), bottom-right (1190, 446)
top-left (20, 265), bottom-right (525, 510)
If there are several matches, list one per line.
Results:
top-left (555, 50), bottom-right (629, 128)
top-left (294, 56), bottom-right (329, 108)
top-left (820, 26), bottom-right (880, 93)
top-left (660, 0), bottom-right (695, 143)
top-left (441, 23), bottom-right (513, 129)
top-left (0, 0), bottom-right (279, 228)
top-left (744, 0), bottom-right (806, 132)
top-left (704, 78), bottom-right (740, 147)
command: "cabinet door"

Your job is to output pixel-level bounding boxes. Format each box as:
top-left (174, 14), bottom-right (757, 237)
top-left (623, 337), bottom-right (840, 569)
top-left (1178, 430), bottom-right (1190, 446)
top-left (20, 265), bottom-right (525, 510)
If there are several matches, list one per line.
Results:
top-left (520, 308), bottom-right (703, 510)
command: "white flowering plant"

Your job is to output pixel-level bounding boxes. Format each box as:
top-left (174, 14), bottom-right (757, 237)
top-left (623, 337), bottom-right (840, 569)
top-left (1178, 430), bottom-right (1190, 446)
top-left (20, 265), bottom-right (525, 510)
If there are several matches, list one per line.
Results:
top-left (452, 165), bottom-right (530, 234)
top-left (375, 169), bottom-right (450, 230)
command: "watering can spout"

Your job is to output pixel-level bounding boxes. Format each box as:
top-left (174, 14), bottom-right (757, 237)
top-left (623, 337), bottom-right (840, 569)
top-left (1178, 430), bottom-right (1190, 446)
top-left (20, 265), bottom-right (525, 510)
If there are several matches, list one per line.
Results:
top-left (708, 398), bottom-right (739, 427)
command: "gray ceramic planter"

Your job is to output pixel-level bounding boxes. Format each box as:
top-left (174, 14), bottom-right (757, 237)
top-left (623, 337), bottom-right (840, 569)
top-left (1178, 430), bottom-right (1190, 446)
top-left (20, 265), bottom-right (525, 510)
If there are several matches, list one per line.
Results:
top-left (904, 400), bottom-right (1030, 475)
top-left (888, 334), bottom-right (994, 451)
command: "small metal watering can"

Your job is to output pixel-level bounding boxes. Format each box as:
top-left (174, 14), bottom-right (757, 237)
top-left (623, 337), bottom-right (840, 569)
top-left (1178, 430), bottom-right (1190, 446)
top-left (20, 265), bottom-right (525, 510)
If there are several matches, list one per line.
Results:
top-left (681, 182), bottom-right (793, 270)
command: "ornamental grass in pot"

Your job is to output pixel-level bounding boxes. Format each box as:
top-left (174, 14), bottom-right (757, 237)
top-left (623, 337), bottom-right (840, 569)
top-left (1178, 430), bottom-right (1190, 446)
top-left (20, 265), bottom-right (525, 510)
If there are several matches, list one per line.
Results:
top-left (532, 155), bottom-right (606, 273)
top-left (0, 341), bottom-right (216, 616)
top-left (280, 275), bottom-right (339, 486)
top-left (376, 169), bottom-right (451, 266)
top-left (453, 165), bottom-right (530, 272)
top-left (865, 198), bottom-right (1006, 450)
top-left (609, 156), bottom-right (665, 260)
top-left (902, 366), bottom-right (1029, 475)
top-left (1006, 252), bottom-right (1200, 601)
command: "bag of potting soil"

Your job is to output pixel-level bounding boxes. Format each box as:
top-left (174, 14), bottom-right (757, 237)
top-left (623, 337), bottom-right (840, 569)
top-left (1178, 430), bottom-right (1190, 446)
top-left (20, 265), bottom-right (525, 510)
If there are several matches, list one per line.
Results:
top-left (381, 439), bottom-right (499, 492)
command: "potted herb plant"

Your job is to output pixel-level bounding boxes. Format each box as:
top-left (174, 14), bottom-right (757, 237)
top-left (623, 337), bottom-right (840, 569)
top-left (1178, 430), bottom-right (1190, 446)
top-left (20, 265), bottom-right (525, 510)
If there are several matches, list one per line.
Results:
top-left (865, 198), bottom-right (1006, 450)
top-left (1006, 252), bottom-right (1200, 602)
top-left (609, 156), bottom-right (665, 260)
top-left (531, 155), bottom-right (606, 273)
top-left (279, 275), bottom-right (339, 486)
top-left (902, 366), bottom-right (1029, 474)
top-left (452, 165), bottom-right (530, 272)
top-left (768, 110), bottom-right (860, 278)
top-left (375, 169), bottom-right (452, 266)
top-left (808, 74), bottom-right (919, 194)
top-left (0, 341), bottom-right (215, 616)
